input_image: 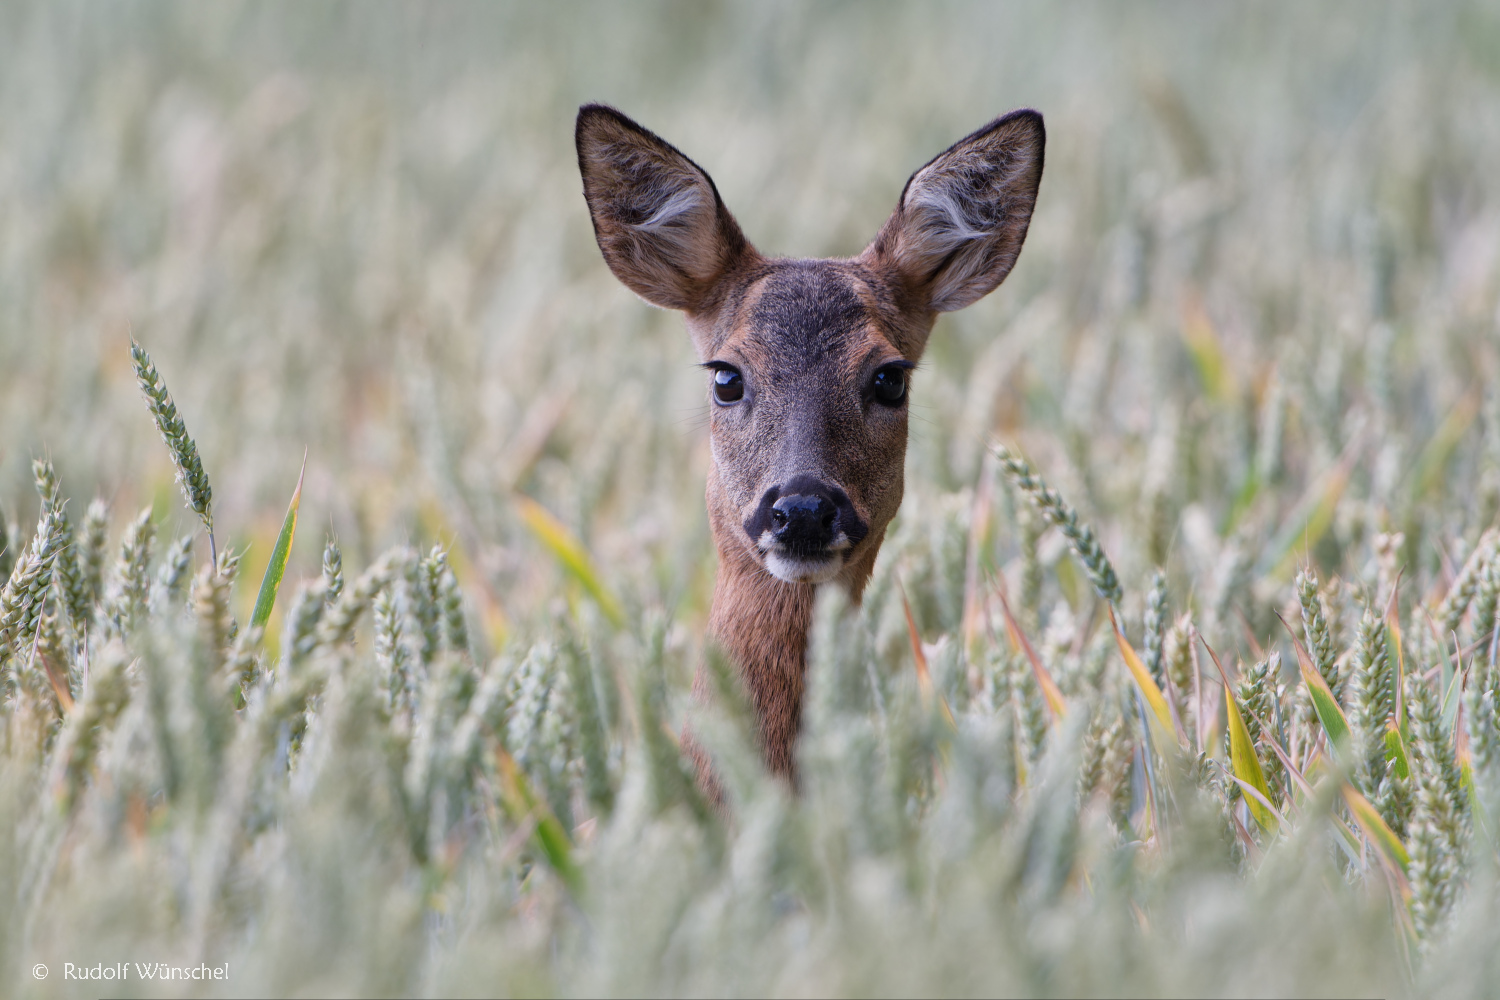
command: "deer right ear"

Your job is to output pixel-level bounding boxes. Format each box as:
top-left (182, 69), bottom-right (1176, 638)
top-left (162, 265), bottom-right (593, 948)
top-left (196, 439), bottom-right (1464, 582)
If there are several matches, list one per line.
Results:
top-left (864, 109), bottom-right (1044, 314)
top-left (576, 105), bottom-right (753, 312)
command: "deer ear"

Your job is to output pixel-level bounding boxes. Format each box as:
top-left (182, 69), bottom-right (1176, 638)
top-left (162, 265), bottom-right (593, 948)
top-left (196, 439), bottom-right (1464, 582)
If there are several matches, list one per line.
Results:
top-left (576, 105), bottom-right (754, 312)
top-left (865, 109), bottom-right (1044, 313)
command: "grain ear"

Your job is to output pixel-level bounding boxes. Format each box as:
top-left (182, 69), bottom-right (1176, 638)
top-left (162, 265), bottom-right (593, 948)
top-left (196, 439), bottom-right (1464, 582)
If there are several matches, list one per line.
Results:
top-left (865, 109), bottom-right (1044, 313)
top-left (576, 104), bottom-right (754, 312)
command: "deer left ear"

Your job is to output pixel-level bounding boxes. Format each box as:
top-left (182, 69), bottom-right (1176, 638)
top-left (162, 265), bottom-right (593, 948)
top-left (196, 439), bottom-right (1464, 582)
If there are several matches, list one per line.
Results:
top-left (865, 109), bottom-right (1044, 313)
top-left (577, 104), bottom-right (755, 313)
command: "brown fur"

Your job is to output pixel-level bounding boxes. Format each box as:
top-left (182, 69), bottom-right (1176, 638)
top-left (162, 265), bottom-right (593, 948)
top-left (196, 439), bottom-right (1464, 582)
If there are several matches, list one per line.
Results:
top-left (576, 104), bottom-right (1044, 786)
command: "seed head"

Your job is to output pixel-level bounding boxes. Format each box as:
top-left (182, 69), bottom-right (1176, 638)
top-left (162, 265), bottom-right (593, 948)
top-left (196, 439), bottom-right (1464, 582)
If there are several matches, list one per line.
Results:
top-left (0, 508), bottom-right (65, 660)
top-left (33, 460), bottom-right (91, 634)
top-left (79, 500), bottom-right (109, 613)
top-left (0, 506), bottom-right (15, 582)
top-left (994, 444), bottom-right (1122, 606)
top-left (108, 508), bottom-right (156, 637)
top-left (130, 340), bottom-right (214, 548)
top-left (1143, 569), bottom-right (1168, 686)
top-left (1350, 608), bottom-right (1392, 786)
top-left (1436, 530), bottom-right (1497, 639)
top-left (155, 535), bottom-right (195, 610)
top-left (1296, 568), bottom-right (1342, 702)
top-left (321, 538), bottom-right (344, 604)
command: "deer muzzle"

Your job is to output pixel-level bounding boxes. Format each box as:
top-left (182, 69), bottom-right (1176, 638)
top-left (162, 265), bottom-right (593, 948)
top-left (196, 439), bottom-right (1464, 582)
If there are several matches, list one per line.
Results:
top-left (745, 474), bottom-right (868, 584)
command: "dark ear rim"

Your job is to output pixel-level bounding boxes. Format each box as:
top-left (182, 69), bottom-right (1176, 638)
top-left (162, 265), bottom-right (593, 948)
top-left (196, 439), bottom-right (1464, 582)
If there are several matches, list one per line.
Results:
top-left (575, 103), bottom-right (741, 246)
top-left (864, 108), bottom-right (1046, 312)
top-left (575, 104), bottom-right (721, 193)
top-left (893, 108), bottom-right (1046, 209)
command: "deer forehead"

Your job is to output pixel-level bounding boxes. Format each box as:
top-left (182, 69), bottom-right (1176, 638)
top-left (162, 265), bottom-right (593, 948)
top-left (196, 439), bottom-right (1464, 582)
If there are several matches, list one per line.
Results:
top-left (715, 261), bottom-right (904, 381)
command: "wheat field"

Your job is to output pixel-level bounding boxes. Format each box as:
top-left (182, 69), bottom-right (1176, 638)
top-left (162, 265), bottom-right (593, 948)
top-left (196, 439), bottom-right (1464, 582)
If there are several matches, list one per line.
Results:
top-left (3, 3), bottom-right (1500, 997)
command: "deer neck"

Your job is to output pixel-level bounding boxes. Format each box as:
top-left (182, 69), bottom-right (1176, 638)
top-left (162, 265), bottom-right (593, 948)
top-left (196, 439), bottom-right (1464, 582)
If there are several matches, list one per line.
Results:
top-left (703, 480), bottom-right (883, 778)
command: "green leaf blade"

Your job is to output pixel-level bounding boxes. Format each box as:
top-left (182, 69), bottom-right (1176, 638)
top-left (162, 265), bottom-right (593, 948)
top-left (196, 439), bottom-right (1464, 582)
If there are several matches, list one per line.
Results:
top-left (1110, 607), bottom-right (1177, 741)
top-left (516, 495), bottom-right (623, 626)
top-left (1344, 785), bottom-right (1409, 872)
top-left (496, 748), bottom-right (582, 896)
top-left (1225, 683), bottom-right (1277, 832)
top-left (1304, 665), bottom-right (1352, 752)
top-left (1283, 618), bottom-right (1354, 757)
top-left (251, 455), bottom-right (306, 631)
top-left (1385, 721), bottom-right (1411, 780)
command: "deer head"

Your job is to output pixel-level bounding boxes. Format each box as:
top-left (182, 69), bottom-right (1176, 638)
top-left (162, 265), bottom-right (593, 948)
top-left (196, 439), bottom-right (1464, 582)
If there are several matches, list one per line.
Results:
top-left (577, 105), bottom-right (1044, 779)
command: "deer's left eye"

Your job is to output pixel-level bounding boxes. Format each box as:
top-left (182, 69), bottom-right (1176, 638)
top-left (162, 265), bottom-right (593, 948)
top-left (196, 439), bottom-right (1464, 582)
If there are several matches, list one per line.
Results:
top-left (870, 366), bottom-right (908, 407)
top-left (713, 368), bottom-right (744, 404)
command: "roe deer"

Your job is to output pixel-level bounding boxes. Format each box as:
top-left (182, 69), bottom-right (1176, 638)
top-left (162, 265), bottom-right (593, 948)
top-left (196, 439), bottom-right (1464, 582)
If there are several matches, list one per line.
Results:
top-left (576, 104), bottom-right (1044, 781)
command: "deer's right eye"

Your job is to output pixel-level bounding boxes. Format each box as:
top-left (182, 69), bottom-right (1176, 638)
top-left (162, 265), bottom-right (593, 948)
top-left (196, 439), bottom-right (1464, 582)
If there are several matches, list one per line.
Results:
top-left (870, 365), bottom-right (909, 407)
top-left (713, 368), bottom-right (744, 404)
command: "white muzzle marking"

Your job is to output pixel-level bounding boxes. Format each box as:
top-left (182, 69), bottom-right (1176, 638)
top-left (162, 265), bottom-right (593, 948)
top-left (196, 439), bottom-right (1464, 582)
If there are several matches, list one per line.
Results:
top-left (757, 529), bottom-right (850, 584)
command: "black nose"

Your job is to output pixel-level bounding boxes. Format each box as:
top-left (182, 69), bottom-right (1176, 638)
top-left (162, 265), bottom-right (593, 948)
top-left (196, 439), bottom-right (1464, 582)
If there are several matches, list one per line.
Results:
top-left (771, 493), bottom-right (837, 552)
top-left (743, 475), bottom-right (869, 556)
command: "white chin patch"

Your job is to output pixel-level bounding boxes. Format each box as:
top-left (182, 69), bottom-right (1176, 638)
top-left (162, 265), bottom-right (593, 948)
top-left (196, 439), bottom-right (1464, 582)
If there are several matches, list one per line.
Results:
top-left (765, 551), bottom-right (843, 584)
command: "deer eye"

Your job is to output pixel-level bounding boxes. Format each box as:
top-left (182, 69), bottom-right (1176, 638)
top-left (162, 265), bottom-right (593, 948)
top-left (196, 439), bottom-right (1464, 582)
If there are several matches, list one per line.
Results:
top-left (870, 365), bottom-right (908, 407)
top-left (712, 368), bottom-right (744, 404)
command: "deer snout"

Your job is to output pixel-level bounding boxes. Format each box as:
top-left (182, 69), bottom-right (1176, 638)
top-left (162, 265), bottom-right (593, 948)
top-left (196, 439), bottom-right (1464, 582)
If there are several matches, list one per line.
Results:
top-left (745, 475), bottom-right (869, 585)
top-left (770, 493), bottom-right (837, 554)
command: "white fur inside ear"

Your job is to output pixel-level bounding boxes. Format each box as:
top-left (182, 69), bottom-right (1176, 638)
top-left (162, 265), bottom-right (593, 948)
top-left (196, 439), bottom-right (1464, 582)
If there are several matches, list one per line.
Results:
top-left (900, 184), bottom-right (995, 306)
top-left (635, 185), bottom-right (707, 231)
top-left (624, 179), bottom-right (724, 286)
top-left (579, 113), bottom-right (744, 309)
top-left (888, 116), bottom-right (1043, 312)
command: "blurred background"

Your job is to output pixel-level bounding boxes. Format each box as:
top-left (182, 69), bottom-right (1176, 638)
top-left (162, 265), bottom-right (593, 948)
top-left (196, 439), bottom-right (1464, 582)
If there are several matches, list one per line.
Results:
top-left (7, 6), bottom-right (1500, 997)
top-left (2, 0), bottom-right (1498, 646)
